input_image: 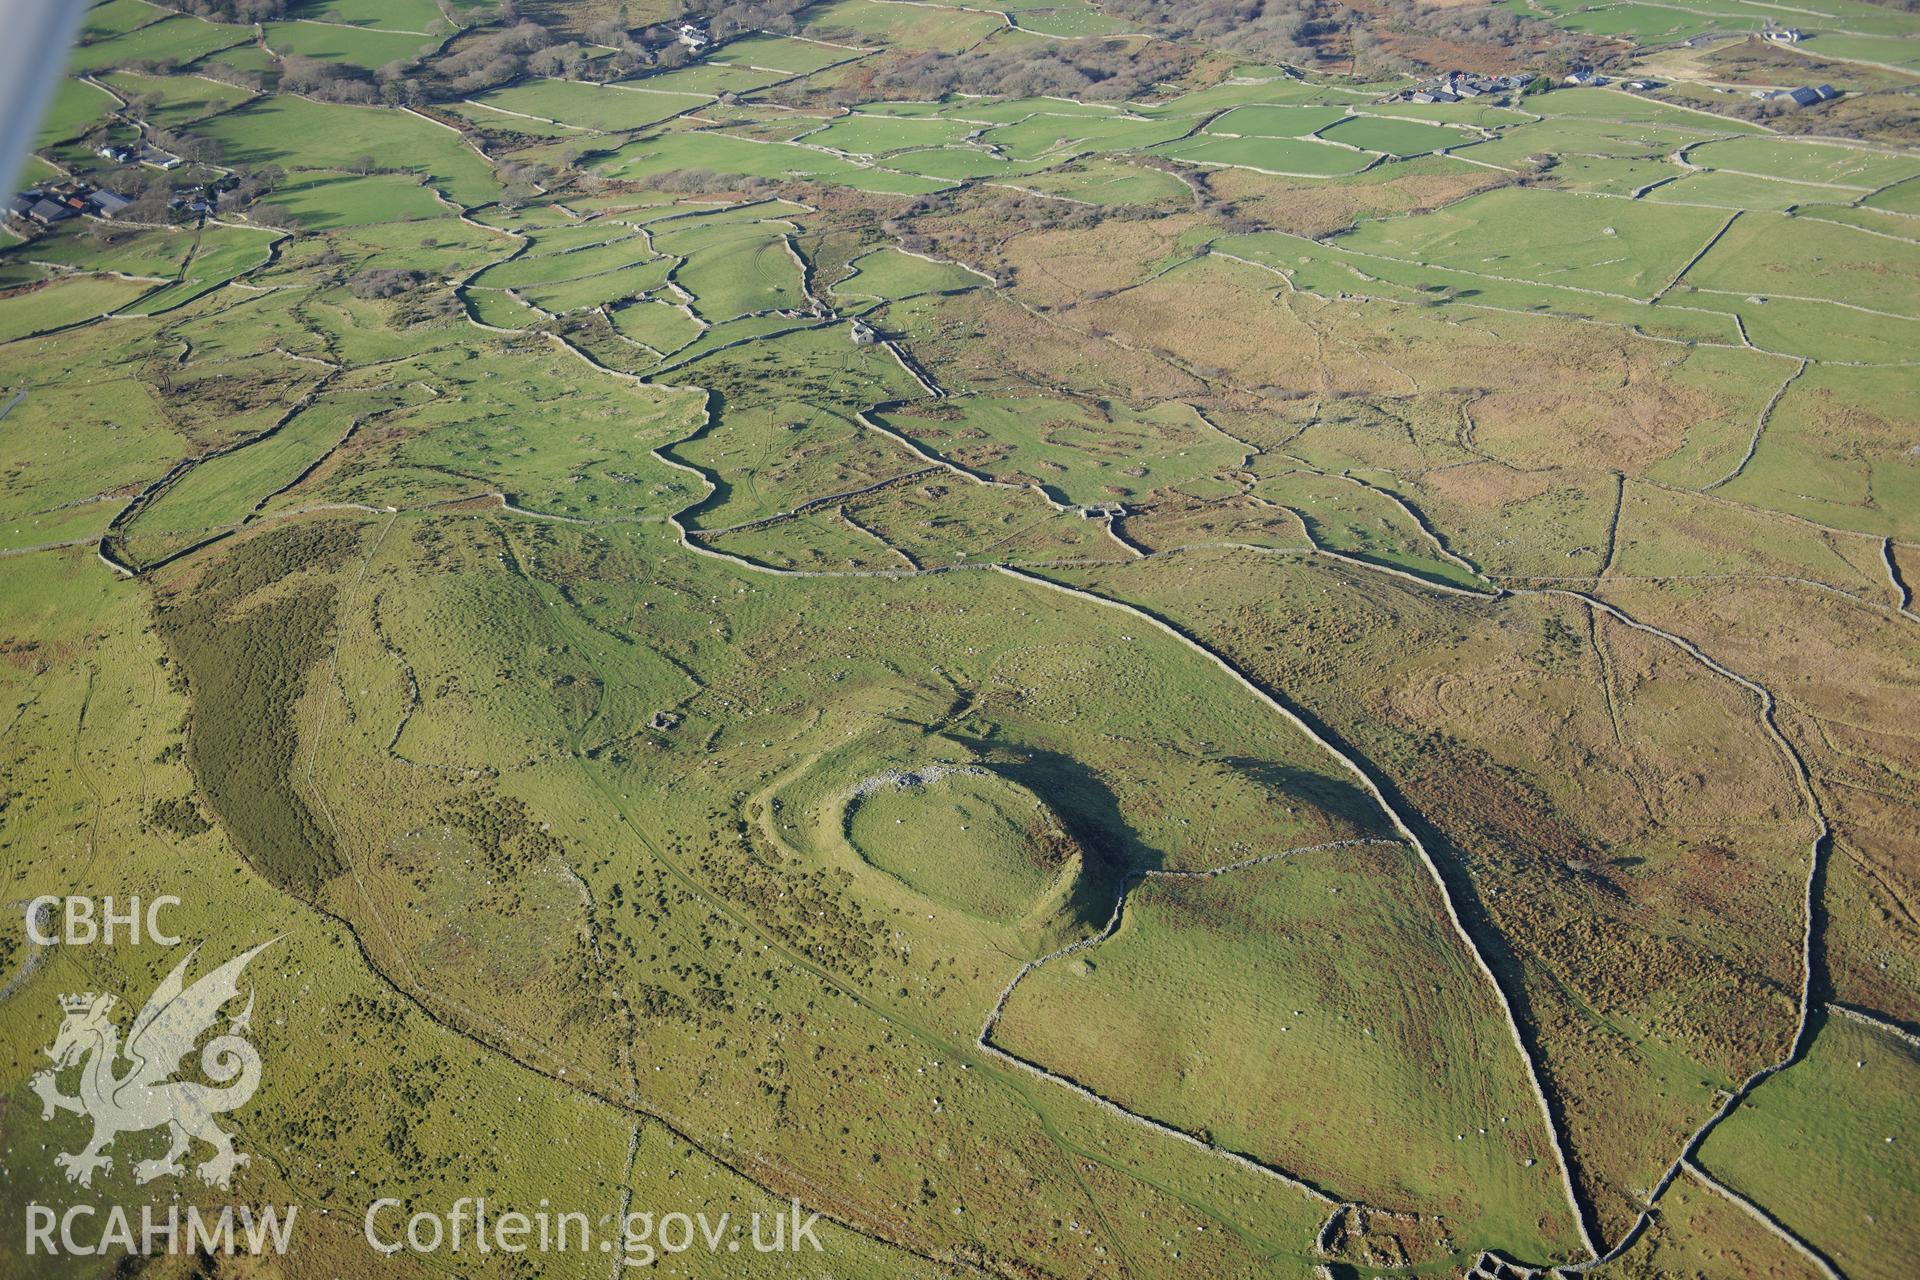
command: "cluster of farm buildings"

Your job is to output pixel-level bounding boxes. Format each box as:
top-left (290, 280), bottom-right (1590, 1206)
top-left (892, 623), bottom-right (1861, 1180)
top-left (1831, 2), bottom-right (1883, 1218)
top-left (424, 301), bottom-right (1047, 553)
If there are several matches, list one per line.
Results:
top-left (1753, 82), bottom-right (1842, 107)
top-left (92, 140), bottom-right (181, 170)
top-left (7, 181), bottom-right (131, 227)
top-left (1391, 72), bottom-right (1530, 105)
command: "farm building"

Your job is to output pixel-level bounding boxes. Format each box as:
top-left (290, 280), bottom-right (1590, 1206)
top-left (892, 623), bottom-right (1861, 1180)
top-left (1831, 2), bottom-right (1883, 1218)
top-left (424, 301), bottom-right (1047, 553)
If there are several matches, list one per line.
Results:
top-left (1390, 72), bottom-right (1513, 106)
top-left (27, 198), bottom-right (76, 224)
top-left (1751, 84), bottom-right (1839, 107)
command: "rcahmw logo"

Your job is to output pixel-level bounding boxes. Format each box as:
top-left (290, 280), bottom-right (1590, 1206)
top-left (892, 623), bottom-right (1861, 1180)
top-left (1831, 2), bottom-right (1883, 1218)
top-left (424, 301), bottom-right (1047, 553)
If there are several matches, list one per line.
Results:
top-left (25, 939), bottom-right (298, 1259)
top-left (27, 1203), bottom-right (296, 1260)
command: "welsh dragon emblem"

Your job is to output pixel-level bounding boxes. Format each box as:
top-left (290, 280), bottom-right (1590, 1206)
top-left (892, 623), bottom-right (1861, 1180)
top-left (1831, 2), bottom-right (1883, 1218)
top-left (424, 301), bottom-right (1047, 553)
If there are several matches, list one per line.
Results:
top-left (30, 941), bottom-right (274, 1190)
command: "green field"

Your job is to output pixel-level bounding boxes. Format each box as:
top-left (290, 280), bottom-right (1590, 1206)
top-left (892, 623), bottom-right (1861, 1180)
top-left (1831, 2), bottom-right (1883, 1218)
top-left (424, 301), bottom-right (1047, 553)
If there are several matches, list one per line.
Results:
top-left (996, 845), bottom-right (1584, 1258)
top-left (1682, 211), bottom-right (1920, 317)
top-left (296, 0), bottom-right (448, 28)
top-left (119, 397), bottom-right (368, 565)
top-left (1337, 187), bottom-right (1730, 297)
top-left (1319, 114), bottom-right (1469, 156)
top-left (101, 69), bottom-right (254, 128)
top-left (0, 274), bottom-right (154, 340)
top-left (33, 76), bottom-right (119, 147)
top-left (468, 232), bottom-right (658, 289)
top-left (1254, 471), bottom-right (1487, 587)
top-left (1864, 175), bottom-right (1920, 213)
top-left (717, 33), bottom-right (863, 75)
top-left (1533, 86), bottom-right (1769, 130)
top-left (802, 0), bottom-right (1009, 50)
top-left (472, 80), bottom-right (711, 133)
top-left (81, 0), bottom-right (171, 42)
top-left (200, 96), bottom-right (500, 206)
top-left (885, 145), bottom-right (1024, 180)
top-left (947, 96), bottom-right (1124, 123)
top-left (1535, 2), bottom-right (1724, 41)
top-left (1645, 168), bottom-right (1852, 209)
top-left (14, 222), bottom-right (199, 277)
top-left (830, 247), bottom-right (985, 303)
top-left (1011, 2), bottom-right (1139, 37)
top-left (871, 394), bottom-right (1246, 506)
top-left (516, 258), bottom-right (676, 312)
top-left (1795, 30), bottom-right (1920, 71)
top-left (1454, 117), bottom-right (1712, 168)
top-left (601, 129), bottom-right (949, 193)
top-left (1685, 135), bottom-right (1920, 189)
top-left (1209, 104), bottom-right (1354, 137)
top-left (261, 171), bottom-right (448, 228)
top-left (1008, 158), bottom-right (1191, 204)
top-left (619, 62), bottom-right (786, 95)
top-left (802, 113), bottom-right (980, 155)
top-left (68, 14), bottom-right (252, 73)
top-left (1698, 1016), bottom-right (1920, 1278)
top-left (124, 224), bottom-right (282, 314)
top-left (985, 112), bottom-right (1194, 160)
top-left (609, 296), bottom-right (703, 353)
top-left (653, 213), bottom-right (809, 321)
top-left (261, 19), bottom-right (438, 69)
top-left (0, 376), bottom-right (187, 547)
top-left (449, 99), bottom-right (590, 137)
top-left (847, 767), bottom-right (1080, 920)
top-left (1158, 133), bottom-right (1379, 175)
